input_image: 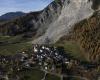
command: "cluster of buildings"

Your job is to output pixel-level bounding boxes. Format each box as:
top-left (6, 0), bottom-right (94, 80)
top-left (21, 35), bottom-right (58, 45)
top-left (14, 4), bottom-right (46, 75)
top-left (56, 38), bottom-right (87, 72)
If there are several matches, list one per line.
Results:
top-left (0, 44), bottom-right (97, 80)
top-left (32, 44), bottom-right (70, 72)
top-left (0, 44), bottom-right (71, 79)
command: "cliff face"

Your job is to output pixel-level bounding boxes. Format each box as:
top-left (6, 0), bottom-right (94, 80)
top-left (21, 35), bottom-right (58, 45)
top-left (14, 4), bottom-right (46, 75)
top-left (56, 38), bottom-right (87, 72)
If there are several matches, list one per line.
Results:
top-left (33, 0), bottom-right (95, 44)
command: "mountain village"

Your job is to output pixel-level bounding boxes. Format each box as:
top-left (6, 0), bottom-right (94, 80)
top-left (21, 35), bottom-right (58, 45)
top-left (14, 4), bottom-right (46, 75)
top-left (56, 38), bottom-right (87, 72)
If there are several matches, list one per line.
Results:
top-left (0, 44), bottom-right (99, 80)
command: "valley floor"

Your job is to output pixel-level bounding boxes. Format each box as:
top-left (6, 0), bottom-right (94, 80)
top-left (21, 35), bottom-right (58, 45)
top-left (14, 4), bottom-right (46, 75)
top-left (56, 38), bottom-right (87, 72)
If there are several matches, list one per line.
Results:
top-left (0, 43), bottom-right (99, 80)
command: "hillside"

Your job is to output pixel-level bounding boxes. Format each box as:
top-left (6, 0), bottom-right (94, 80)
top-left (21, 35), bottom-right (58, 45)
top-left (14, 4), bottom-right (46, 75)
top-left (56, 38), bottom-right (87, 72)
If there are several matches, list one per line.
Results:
top-left (58, 10), bottom-right (100, 63)
top-left (0, 0), bottom-right (99, 42)
top-left (33, 0), bottom-right (94, 44)
top-left (0, 0), bottom-right (100, 80)
top-left (0, 0), bottom-right (99, 62)
top-left (0, 0), bottom-right (64, 55)
top-left (0, 0), bottom-right (64, 36)
top-left (70, 11), bottom-right (100, 63)
top-left (0, 12), bottom-right (25, 22)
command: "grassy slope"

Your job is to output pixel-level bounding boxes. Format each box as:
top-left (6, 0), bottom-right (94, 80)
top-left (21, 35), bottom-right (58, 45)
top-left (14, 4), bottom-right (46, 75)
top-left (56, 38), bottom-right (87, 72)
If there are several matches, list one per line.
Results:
top-left (19, 69), bottom-right (60, 80)
top-left (0, 34), bottom-right (86, 58)
top-left (69, 11), bottom-right (100, 63)
top-left (0, 42), bottom-right (32, 55)
top-left (55, 40), bottom-right (86, 61)
top-left (20, 69), bottom-right (45, 80)
top-left (46, 74), bottom-right (60, 80)
top-left (0, 35), bottom-right (32, 55)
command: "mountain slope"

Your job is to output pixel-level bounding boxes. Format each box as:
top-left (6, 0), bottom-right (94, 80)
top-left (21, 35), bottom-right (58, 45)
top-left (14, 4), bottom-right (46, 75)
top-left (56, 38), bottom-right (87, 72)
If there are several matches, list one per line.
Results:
top-left (0, 0), bottom-right (99, 63)
top-left (33, 0), bottom-right (95, 44)
top-left (0, 0), bottom-right (99, 40)
top-left (0, 0), bottom-right (64, 36)
top-left (32, 0), bottom-right (99, 63)
top-left (0, 12), bottom-right (25, 21)
top-left (64, 11), bottom-right (100, 63)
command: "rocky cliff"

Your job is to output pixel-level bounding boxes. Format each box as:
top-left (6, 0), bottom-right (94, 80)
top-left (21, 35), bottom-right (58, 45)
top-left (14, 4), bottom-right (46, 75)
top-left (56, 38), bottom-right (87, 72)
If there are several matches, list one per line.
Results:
top-left (33, 0), bottom-right (99, 44)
